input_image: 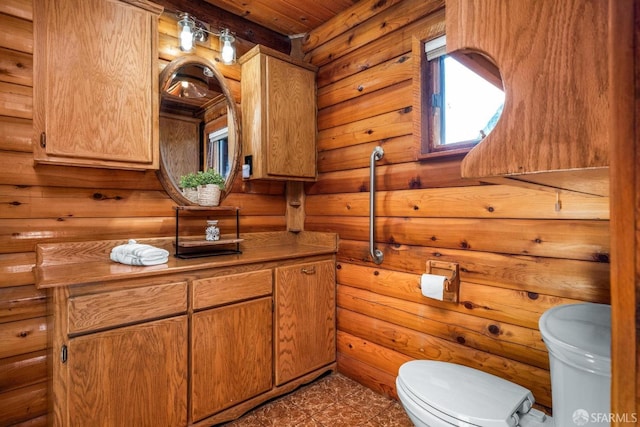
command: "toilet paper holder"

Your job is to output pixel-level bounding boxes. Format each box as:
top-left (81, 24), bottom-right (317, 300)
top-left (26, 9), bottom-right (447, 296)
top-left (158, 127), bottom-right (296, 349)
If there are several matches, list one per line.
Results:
top-left (425, 260), bottom-right (460, 303)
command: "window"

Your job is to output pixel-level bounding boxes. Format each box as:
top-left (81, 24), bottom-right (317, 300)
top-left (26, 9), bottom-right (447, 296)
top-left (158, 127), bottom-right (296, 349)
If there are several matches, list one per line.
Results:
top-left (206, 127), bottom-right (230, 178)
top-left (416, 35), bottom-right (504, 157)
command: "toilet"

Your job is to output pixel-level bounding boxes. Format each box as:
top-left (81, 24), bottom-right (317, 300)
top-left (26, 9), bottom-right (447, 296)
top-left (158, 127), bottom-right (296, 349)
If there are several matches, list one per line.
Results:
top-left (396, 303), bottom-right (611, 426)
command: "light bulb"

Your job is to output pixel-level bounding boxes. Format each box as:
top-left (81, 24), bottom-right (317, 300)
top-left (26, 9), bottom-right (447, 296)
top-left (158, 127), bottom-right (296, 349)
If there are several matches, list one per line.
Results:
top-left (221, 39), bottom-right (234, 63)
top-left (180, 25), bottom-right (193, 51)
top-left (219, 29), bottom-right (236, 64)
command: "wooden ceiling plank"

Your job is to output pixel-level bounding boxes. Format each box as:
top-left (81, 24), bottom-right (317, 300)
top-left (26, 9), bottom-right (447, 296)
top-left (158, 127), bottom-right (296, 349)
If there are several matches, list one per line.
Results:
top-left (205, 0), bottom-right (321, 35)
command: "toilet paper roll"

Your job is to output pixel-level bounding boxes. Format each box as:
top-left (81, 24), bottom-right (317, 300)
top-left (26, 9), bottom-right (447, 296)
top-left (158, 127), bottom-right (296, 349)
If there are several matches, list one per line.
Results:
top-left (420, 273), bottom-right (448, 301)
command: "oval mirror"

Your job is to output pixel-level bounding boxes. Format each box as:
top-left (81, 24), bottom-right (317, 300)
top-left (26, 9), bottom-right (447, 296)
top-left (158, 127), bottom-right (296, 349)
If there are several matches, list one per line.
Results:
top-left (157, 55), bottom-right (240, 206)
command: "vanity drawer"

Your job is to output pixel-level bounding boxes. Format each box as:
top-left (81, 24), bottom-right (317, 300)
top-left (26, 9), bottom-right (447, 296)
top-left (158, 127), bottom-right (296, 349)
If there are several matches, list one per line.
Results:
top-left (192, 270), bottom-right (272, 310)
top-left (68, 281), bottom-right (188, 334)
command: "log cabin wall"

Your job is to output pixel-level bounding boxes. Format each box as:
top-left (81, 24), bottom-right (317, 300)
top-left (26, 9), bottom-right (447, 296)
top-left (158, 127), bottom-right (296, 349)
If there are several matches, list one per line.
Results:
top-left (303, 0), bottom-right (610, 411)
top-left (0, 1), bottom-right (286, 425)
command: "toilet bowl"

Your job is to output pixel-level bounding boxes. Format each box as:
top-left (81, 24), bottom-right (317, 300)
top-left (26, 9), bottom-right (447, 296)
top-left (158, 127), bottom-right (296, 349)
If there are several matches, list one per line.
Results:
top-left (396, 303), bottom-right (611, 427)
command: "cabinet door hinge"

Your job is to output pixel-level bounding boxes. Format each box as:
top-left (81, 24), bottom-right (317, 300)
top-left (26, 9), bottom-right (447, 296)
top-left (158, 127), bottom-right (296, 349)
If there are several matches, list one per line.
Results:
top-left (40, 132), bottom-right (46, 148)
top-left (61, 344), bottom-right (67, 363)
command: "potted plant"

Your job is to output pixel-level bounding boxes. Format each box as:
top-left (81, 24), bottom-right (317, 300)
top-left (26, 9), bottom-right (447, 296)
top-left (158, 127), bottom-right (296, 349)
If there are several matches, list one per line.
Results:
top-left (178, 172), bottom-right (199, 204)
top-left (195, 169), bottom-right (225, 206)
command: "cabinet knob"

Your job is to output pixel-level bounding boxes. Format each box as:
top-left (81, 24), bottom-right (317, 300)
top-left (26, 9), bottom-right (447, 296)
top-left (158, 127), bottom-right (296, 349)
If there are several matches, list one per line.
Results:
top-left (301, 267), bottom-right (316, 275)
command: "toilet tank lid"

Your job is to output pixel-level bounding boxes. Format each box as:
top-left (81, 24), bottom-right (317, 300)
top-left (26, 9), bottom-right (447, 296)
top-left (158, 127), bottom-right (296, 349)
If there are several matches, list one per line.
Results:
top-left (398, 360), bottom-right (534, 427)
top-left (539, 303), bottom-right (611, 363)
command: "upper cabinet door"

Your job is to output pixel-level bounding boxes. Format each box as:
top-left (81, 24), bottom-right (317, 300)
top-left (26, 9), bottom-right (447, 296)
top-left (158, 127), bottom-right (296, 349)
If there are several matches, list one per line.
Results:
top-left (240, 45), bottom-right (318, 181)
top-left (447, 0), bottom-right (613, 196)
top-left (33, 0), bottom-right (161, 170)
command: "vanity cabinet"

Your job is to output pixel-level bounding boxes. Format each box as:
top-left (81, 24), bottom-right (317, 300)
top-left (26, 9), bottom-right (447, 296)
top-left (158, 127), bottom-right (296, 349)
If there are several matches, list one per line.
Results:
top-left (275, 260), bottom-right (336, 385)
top-left (37, 232), bottom-right (338, 426)
top-left (52, 281), bottom-right (189, 427)
top-left (33, 0), bottom-right (161, 170)
top-left (447, 0), bottom-right (611, 196)
top-left (239, 45), bottom-right (318, 181)
top-left (190, 270), bottom-right (273, 421)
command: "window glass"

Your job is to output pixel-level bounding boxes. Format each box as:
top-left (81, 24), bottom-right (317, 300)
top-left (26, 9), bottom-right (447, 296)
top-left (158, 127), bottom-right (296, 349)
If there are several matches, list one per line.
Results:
top-left (441, 56), bottom-right (504, 145)
top-left (417, 35), bottom-right (504, 156)
top-left (206, 128), bottom-right (229, 178)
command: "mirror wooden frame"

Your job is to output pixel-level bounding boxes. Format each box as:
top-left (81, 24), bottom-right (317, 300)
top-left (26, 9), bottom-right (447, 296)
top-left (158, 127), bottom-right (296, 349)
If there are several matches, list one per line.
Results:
top-left (156, 55), bottom-right (241, 206)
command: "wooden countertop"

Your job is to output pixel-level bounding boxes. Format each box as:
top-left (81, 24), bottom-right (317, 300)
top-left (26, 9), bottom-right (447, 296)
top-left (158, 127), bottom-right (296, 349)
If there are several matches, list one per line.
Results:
top-left (34, 231), bottom-right (338, 289)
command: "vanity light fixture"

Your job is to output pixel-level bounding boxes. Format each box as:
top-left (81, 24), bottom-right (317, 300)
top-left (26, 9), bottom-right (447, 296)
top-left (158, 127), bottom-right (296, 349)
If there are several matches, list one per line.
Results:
top-left (176, 12), bottom-right (237, 65)
top-left (219, 28), bottom-right (236, 65)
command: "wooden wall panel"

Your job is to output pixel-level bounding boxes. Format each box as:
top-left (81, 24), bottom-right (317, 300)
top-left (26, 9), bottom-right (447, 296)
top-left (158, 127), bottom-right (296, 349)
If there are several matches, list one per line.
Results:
top-left (306, 156), bottom-right (478, 194)
top-left (303, 0), bottom-right (405, 52)
top-left (0, 0), bottom-right (32, 21)
top-left (313, 9), bottom-right (445, 87)
top-left (318, 135), bottom-right (417, 172)
top-left (305, 0), bottom-right (443, 67)
top-left (317, 54), bottom-right (412, 109)
top-left (307, 216), bottom-right (608, 261)
top-left (0, 12), bottom-right (32, 54)
top-left (0, 382), bottom-right (47, 427)
top-left (307, 185), bottom-right (609, 220)
top-left (337, 240), bottom-right (610, 302)
top-left (0, 47), bottom-right (32, 86)
top-left (0, 286), bottom-right (46, 323)
top-left (0, 2), bottom-right (285, 424)
top-left (317, 109), bottom-right (412, 152)
top-left (305, 0), bottom-right (611, 413)
top-left (338, 285), bottom-right (550, 369)
top-left (318, 81), bottom-right (412, 130)
top-left (0, 351), bottom-right (47, 394)
top-left (0, 253), bottom-right (35, 289)
top-left (0, 116), bottom-right (32, 152)
top-left (0, 317), bottom-right (47, 359)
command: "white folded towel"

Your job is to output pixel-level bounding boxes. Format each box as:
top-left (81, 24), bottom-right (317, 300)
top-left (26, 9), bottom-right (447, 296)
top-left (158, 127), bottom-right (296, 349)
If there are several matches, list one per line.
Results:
top-left (110, 239), bottom-right (170, 266)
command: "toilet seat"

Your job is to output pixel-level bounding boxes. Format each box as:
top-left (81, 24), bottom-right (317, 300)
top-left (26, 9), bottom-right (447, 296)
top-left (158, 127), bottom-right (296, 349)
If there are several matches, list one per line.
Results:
top-left (397, 361), bottom-right (536, 427)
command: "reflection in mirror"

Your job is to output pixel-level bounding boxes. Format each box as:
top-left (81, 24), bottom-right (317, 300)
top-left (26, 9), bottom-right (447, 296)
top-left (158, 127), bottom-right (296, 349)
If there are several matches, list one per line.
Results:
top-left (157, 55), bottom-right (240, 206)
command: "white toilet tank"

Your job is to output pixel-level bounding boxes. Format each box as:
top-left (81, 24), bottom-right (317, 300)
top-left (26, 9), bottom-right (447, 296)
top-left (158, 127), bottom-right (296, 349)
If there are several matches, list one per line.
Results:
top-left (539, 303), bottom-right (611, 427)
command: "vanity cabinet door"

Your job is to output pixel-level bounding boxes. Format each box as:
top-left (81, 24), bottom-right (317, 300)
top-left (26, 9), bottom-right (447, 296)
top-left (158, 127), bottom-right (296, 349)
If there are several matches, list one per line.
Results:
top-left (67, 316), bottom-right (188, 427)
top-left (240, 45), bottom-right (317, 181)
top-left (275, 260), bottom-right (336, 385)
top-left (33, 0), bottom-right (161, 170)
top-left (191, 298), bottom-right (273, 421)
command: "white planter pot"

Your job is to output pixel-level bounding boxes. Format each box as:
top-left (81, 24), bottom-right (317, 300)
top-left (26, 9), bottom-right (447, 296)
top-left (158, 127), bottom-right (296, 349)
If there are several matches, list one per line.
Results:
top-left (182, 187), bottom-right (199, 204)
top-left (197, 184), bottom-right (221, 206)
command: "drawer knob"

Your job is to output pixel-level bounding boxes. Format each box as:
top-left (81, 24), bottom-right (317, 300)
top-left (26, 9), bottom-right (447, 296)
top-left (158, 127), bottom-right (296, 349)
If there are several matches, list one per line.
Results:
top-left (301, 267), bottom-right (316, 275)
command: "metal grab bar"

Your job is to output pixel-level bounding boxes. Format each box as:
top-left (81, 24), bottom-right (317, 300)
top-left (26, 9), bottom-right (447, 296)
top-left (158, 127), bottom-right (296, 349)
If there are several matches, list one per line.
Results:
top-left (369, 146), bottom-right (384, 264)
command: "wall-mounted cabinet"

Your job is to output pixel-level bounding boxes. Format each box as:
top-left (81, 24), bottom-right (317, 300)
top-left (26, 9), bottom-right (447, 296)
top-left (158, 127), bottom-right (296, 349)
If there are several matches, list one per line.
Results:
top-left (447, 0), bottom-right (611, 196)
top-left (240, 45), bottom-right (318, 181)
top-left (33, 0), bottom-right (161, 170)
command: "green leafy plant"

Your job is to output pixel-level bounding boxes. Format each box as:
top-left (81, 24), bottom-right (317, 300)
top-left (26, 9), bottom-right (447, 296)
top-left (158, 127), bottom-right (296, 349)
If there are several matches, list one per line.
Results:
top-left (195, 169), bottom-right (225, 190)
top-left (178, 172), bottom-right (199, 189)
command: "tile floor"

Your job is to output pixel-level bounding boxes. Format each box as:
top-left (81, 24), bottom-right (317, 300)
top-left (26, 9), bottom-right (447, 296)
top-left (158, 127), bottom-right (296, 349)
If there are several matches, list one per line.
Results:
top-left (221, 373), bottom-right (414, 427)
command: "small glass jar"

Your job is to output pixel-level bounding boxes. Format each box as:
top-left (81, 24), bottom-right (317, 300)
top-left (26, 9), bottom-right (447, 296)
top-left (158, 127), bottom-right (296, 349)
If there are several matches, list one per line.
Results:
top-left (205, 220), bottom-right (220, 241)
